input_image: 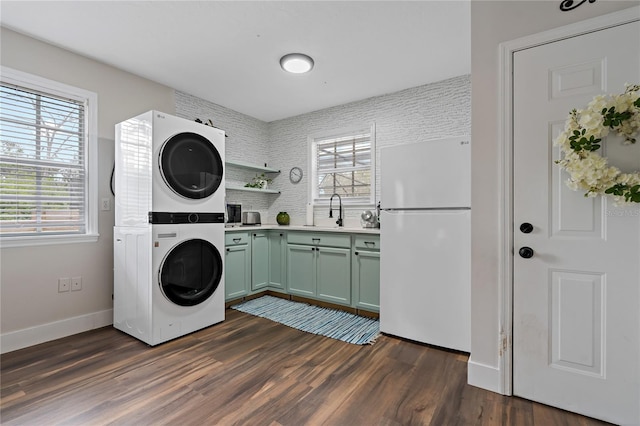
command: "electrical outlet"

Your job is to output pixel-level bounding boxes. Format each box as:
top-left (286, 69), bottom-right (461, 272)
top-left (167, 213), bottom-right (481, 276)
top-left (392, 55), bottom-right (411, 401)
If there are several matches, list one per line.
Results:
top-left (101, 198), bottom-right (111, 211)
top-left (71, 276), bottom-right (82, 291)
top-left (58, 278), bottom-right (70, 293)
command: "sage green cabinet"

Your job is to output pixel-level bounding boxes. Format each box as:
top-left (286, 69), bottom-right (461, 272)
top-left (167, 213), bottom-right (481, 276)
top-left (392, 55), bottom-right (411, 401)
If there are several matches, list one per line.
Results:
top-left (316, 246), bottom-right (351, 305)
top-left (268, 231), bottom-right (287, 290)
top-left (286, 232), bottom-right (351, 306)
top-left (225, 232), bottom-right (251, 300)
top-left (227, 229), bottom-right (379, 309)
top-left (353, 251), bottom-right (380, 312)
top-left (251, 231), bottom-right (269, 291)
top-left (287, 244), bottom-right (316, 297)
top-left (352, 235), bottom-right (380, 312)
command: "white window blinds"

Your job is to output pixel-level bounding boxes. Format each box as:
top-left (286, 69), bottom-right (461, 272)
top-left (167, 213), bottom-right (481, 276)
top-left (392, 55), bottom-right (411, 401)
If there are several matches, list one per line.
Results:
top-left (0, 83), bottom-right (87, 237)
top-left (313, 128), bottom-right (374, 202)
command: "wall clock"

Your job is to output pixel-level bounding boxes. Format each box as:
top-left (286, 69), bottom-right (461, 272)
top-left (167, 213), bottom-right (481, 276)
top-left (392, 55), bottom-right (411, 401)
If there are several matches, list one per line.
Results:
top-left (289, 166), bottom-right (303, 184)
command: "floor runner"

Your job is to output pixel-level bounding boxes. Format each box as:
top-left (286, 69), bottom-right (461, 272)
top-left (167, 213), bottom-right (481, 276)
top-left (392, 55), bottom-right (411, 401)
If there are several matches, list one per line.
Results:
top-left (231, 295), bottom-right (379, 345)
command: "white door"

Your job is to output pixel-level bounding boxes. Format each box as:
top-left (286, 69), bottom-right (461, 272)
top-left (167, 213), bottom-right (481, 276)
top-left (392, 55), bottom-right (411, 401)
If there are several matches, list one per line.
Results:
top-left (513, 21), bottom-right (640, 425)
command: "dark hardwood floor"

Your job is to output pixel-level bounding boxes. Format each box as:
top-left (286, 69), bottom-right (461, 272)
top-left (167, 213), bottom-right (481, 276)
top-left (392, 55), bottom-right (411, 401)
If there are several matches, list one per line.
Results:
top-left (1, 309), bottom-right (610, 425)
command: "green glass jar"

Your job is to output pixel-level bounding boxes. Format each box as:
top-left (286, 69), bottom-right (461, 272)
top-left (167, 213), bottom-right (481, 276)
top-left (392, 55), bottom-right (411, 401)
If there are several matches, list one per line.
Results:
top-left (276, 211), bottom-right (290, 225)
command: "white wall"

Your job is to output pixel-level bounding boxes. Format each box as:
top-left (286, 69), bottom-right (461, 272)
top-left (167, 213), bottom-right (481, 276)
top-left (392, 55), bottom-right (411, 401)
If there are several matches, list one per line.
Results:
top-left (0, 28), bottom-right (175, 352)
top-left (267, 76), bottom-right (471, 225)
top-left (469, 0), bottom-right (639, 392)
top-left (176, 76), bottom-right (471, 226)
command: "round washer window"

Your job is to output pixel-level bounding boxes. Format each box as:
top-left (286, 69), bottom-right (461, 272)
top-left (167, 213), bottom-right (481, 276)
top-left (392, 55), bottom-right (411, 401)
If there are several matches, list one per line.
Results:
top-left (160, 132), bottom-right (223, 199)
top-left (159, 239), bottom-right (222, 306)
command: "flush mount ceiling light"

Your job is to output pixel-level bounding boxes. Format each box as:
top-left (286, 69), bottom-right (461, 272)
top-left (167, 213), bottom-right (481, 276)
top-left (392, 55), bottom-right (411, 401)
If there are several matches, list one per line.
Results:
top-left (280, 53), bottom-right (314, 74)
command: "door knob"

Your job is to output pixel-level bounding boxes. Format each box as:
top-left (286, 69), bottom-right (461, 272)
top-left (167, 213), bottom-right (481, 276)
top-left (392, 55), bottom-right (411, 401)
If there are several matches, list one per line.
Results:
top-left (519, 222), bottom-right (533, 233)
top-left (519, 247), bottom-right (534, 258)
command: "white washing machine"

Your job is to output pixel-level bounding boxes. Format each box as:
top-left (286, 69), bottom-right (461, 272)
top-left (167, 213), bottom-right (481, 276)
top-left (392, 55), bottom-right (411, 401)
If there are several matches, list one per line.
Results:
top-left (114, 214), bottom-right (225, 346)
top-left (115, 110), bottom-right (225, 227)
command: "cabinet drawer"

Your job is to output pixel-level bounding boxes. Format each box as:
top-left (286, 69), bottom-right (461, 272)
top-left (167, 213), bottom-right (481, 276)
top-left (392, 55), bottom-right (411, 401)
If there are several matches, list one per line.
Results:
top-left (225, 232), bottom-right (250, 246)
top-left (287, 232), bottom-right (351, 248)
top-left (354, 235), bottom-right (380, 251)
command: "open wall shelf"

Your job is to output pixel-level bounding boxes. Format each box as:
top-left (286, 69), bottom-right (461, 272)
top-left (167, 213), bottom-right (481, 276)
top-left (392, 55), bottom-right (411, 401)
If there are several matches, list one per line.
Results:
top-left (226, 184), bottom-right (281, 194)
top-left (225, 160), bottom-right (280, 174)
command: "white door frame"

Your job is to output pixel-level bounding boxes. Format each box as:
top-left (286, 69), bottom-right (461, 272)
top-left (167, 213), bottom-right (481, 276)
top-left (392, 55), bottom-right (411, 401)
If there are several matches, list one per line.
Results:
top-left (497, 5), bottom-right (640, 396)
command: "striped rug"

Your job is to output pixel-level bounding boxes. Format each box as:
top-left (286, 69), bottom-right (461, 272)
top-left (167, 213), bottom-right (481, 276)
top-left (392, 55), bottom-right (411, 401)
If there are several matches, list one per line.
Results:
top-left (231, 295), bottom-right (379, 345)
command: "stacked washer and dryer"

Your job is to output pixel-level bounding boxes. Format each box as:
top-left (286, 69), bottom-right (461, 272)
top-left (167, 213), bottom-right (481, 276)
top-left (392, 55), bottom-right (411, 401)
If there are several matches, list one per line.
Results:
top-left (113, 111), bottom-right (226, 345)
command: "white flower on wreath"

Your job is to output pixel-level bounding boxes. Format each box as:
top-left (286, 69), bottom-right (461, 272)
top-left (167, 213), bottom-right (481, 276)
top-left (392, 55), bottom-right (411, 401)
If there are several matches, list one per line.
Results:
top-left (554, 84), bottom-right (640, 204)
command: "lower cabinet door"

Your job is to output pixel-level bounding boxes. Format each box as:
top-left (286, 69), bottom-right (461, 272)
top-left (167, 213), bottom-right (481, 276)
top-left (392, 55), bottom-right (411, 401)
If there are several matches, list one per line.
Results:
top-left (316, 246), bottom-right (351, 305)
top-left (269, 232), bottom-right (286, 290)
top-left (225, 245), bottom-right (250, 300)
top-left (353, 250), bottom-right (380, 311)
top-left (251, 232), bottom-right (269, 291)
top-left (287, 244), bottom-right (315, 297)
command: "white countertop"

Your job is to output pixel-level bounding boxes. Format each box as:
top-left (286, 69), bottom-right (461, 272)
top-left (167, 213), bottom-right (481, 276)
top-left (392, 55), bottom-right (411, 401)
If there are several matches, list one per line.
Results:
top-left (225, 224), bottom-right (380, 235)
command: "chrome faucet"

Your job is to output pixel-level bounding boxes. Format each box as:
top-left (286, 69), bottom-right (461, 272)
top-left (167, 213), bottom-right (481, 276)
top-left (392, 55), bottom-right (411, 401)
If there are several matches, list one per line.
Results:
top-left (329, 193), bottom-right (343, 227)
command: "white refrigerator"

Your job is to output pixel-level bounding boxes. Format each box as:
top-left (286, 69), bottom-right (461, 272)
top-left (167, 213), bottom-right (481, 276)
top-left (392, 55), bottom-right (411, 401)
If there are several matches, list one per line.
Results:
top-left (379, 137), bottom-right (470, 352)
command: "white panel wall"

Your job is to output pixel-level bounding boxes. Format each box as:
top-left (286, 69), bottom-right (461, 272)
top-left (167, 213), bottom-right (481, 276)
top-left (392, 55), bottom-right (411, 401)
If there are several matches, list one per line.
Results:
top-left (267, 75), bottom-right (471, 224)
top-left (176, 75), bottom-right (471, 226)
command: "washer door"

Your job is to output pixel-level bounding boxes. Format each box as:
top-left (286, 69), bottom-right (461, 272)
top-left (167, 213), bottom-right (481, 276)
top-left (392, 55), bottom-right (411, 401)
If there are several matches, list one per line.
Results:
top-left (159, 132), bottom-right (223, 199)
top-left (159, 239), bottom-right (222, 306)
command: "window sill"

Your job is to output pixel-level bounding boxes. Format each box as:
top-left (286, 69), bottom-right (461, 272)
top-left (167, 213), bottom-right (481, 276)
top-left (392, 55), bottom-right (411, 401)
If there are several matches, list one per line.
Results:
top-left (0, 233), bottom-right (100, 249)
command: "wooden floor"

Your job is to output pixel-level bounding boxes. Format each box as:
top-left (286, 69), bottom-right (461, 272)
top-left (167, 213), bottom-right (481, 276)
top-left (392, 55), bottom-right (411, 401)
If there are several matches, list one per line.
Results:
top-left (1, 309), bottom-right (610, 426)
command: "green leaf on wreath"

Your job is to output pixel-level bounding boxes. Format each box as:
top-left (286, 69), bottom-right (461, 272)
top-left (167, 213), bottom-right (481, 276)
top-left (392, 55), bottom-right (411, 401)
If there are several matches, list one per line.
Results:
top-left (605, 184), bottom-right (627, 196)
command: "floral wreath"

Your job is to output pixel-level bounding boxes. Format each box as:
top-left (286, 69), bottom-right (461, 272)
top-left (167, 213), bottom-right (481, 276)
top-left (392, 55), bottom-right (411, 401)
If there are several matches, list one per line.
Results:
top-left (554, 84), bottom-right (640, 204)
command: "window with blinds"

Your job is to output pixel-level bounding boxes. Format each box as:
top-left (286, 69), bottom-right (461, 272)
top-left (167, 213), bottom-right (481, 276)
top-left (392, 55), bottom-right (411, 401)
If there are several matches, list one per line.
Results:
top-left (310, 125), bottom-right (375, 204)
top-left (0, 69), bottom-right (96, 242)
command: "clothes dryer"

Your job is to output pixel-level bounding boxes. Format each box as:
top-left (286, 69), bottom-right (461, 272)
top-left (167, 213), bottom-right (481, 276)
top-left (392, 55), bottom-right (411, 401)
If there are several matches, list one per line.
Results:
top-left (113, 213), bottom-right (225, 346)
top-left (115, 111), bottom-right (225, 227)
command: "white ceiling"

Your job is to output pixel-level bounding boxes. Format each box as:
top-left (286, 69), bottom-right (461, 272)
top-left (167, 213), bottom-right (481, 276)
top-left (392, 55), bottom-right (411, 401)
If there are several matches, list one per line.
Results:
top-left (0, 1), bottom-right (470, 122)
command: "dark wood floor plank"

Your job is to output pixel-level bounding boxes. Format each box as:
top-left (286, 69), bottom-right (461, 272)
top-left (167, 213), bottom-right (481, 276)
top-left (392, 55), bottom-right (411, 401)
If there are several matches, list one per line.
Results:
top-left (323, 349), bottom-right (415, 424)
top-left (1, 309), bottom-right (612, 426)
top-left (385, 347), bottom-right (457, 425)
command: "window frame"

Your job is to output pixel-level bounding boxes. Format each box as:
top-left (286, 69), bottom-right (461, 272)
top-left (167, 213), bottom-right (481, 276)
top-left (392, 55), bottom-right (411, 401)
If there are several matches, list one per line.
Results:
top-left (0, 66), bottom-right (99, 248)
top-left (308, 123), bottom-right (376, 207)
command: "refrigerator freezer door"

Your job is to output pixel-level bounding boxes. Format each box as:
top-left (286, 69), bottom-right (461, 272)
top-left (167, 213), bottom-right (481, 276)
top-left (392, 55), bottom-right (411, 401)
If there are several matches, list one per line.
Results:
top-left (380, 137), bottom-right (470, 209)
top-left (379, 209), bottom-right (470, 352)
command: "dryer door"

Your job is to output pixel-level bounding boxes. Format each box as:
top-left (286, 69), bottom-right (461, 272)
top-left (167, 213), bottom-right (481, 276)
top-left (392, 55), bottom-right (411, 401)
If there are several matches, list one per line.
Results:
top-left (159, 239), bottom-right (222, 306)
top-left (159, 132), bottom-right (223, 199)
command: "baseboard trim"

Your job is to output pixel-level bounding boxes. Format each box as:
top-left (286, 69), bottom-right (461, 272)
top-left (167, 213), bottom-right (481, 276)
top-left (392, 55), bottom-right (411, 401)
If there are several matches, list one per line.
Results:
top-left (1, 309), bottom-right (113, 354)
top-left (467, 358), bottom-right (505, 394)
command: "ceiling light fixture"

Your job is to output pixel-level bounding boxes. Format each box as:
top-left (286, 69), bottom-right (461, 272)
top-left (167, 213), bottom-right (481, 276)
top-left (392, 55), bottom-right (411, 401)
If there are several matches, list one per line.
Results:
top-left (280, 53), bottom-right (314, 74)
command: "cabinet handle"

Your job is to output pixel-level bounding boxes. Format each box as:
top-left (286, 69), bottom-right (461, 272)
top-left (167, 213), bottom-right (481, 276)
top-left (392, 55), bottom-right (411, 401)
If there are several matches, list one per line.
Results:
top-left (312, 238), bottom-right (320, 242)
top-left (253, 233), bottom-right (257, 237)
top-left (280, 233), bottom-right (283, 237)
top-left (364, 241), bottom-right (376, 247)
top-left (355, 251), bottom-right (359, 255)
top-left (226, 248), bottom-right (230, 252)
top-left (311, 247), bottom-right (315, 251)
top-left (233, 238), bottom-right (241, 243)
